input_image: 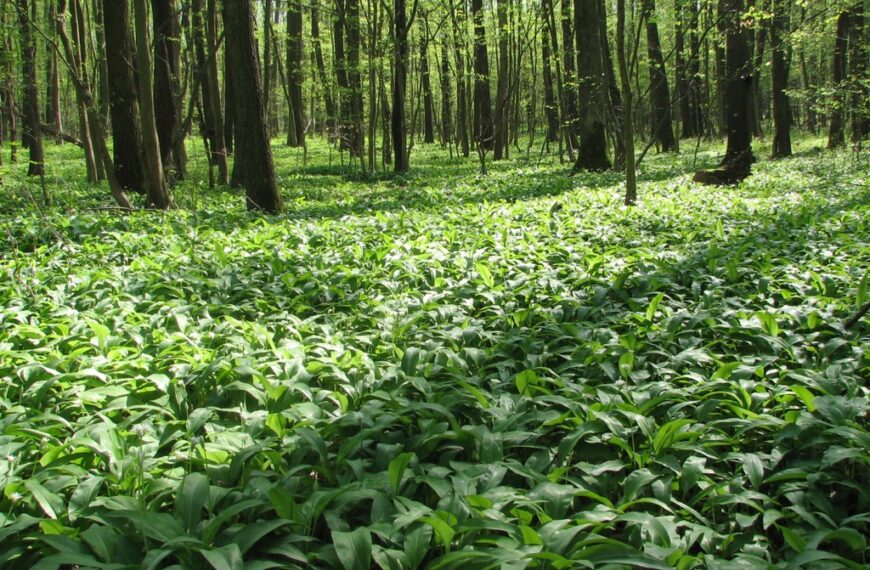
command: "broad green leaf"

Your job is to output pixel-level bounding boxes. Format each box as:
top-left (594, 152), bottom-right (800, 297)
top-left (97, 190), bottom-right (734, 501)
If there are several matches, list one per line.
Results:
top-left (332, 528), bottom-right (372, 570)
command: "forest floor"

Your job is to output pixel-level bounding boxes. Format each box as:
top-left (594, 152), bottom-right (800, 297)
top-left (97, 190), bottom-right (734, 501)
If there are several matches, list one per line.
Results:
top-left (1, 136), bottom-right (869, 568)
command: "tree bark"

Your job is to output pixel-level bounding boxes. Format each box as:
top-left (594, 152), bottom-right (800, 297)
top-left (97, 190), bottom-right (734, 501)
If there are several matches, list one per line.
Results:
top-left (152, 0), bottom-right (185, 177)
top-left (135, 0), bottom-right (172, 208)
top-left (391, 0), bottom-right (409, 171)
top-left (560, 0), bottom-right (578, 147)
top-left (471, 0), bottom-right (493, 149)
top-left (644, 0), bottom-right (677, 152)
top-left (827, 11), bottom-right (849, 149)
top-left (224, 0), bottom-right (282, 212)
top-left (287, 0), bottom-right (305, 146)
top-left (616, 0), bottom-right (636, 205)
top-left (104, 0), bottom-right (147, 193)
top-left (849, 4), bottom-right (868, 142)
top-left (542, 17), bottom-right (559, 143)
top-left (493, 0), bottom-right (510, 159)
top-left (449, 0), bottom-right (469, 156)
top-left (45, 1), bottom-right (62, 143)
top-left (573, 0), bottom-right (611, 172)
top-left (439, 41), bottom-right (453, 145)
top-left (420, 14), bottom-right (435, 144)
top-left (311, 3), bottom-right (337, 139)
top-left (769, 0), bottom-right (791, 158)
top-left (18, 0), bottom-right (44, 176)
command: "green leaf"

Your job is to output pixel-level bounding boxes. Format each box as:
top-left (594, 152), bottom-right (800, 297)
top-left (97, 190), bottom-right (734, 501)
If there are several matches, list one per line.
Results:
top-left (176, 472), bottom-right (210, 533)
top-left (200, 544), bottom-right (243, 570)
top-left (515, 369), bottom-right (538, 396)
top-left (618, 351), bottom-right (634, 379)
top-left (388, 453), bottom-right (414, 494)
top-left (646, 292), bottom-right (665, 322)
top-left (332, 528), bottom-right (372, 570)
top-left (742, 453), bottom-right (764, 489)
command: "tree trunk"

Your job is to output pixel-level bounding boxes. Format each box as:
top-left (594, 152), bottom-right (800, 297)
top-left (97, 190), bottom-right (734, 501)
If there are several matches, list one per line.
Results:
top-left (287, 0), bottom-right (305, 146)
top-left (439, 41), bottom-right (453, 146)
top-left (18, 0), bottom-right (44, 176)
top-left (493, 0), bottom-right (510, 159)
top-left (152, 0), bottom-right (185, 177)
top-left (379, 71), bottom-right (392, 165)
top-left (311, 3), bottom-right (337, 139)
top-left (45, 1), bottom-right (62, 143)
top-left (541, 18), bottom-right (559, 143)
top-left (644, 0), bottom-right (677, 152)
top-left (471, 0), bottom-right (493, 149)
top-left (695, 0), bottom-right (753, 184)
top-left (616, 0), bottom-right (636, 205)
top-left (224, 0), bottom-right (282, 212)
top-left (135, 0), bottom-right (172, 208)
top-left (770, 0), bottom-right (791, 158)
top-left (573, 0), bottom-right (610, 172)
top-left (827, 11), bottom-right (849, 149)
top-left (104, 0), bottom-right (147, 193)
top-left (391, 0), bottom-right (409, 171)
top-left (849, 4), bottom-right (868, 142)
top-left (225, 58), bottom-right (234, 155)
top-left (560, 0), bottom-right (578, 147)
top-left (93, 0), bottom-right (110, 130)
top-left (449, 0), bottom-right (469, 156)
top-left (420, 15), bottom-right (435, 144)
top-left (69, 0), bottom-right (99, 182)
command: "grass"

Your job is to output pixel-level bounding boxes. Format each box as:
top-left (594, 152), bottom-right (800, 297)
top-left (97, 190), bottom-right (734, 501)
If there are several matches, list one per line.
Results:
top-left (0, 134), bottom-right (868, 569)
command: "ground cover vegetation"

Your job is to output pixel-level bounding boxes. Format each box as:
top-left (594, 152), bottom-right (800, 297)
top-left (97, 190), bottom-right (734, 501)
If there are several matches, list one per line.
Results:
top-left (1, 136), bottom-right (869, 568)
top-left (1, 0), bottom-right (869, 567)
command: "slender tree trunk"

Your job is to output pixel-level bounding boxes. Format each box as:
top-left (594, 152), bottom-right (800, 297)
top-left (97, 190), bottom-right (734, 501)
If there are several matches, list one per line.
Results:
top-left (770, 0), bottom-right (791, 158)
top-left (471, 0), bottom-right (493, 149)
top-left (560, 0), bottom-right (578, 147)
top-left (45, 2), bottom-right (62, 143)
top-left (828, 11), bottom-right (849, 149)
top-left (311, 3), bottom-right (337, 139)
top-left (379, 71), bottom-right (392, 165)
top-left (263, 0), bottom-right (273, 121)
top-left (849, 4), bottom-right (868, 142)
top-left (439, 41), bottom-right (453, 146)
top-left (644, 0), bottom-right (677, 152)
top-left (224, 0), bottom-right (282, 212)
top-left (69, 0), bottom-right (98, 182)
top-left (542, 18), bottom-right (559, 143)
top-left (748, 1), bottom-right (766, 138)
top-left (573, 0), bottom-right (610, 172)
top-left (135, 0), bottom-right (172, 208)
top-left (449, 0), bottom-right (469, 156)
top-left (287, 0), bottom-right (305, 146)
top-left (493, 0), bottom-right (510, 159)
top-left (225, 58), bottom-right (234, 155)
top-left (104, 0), bottom-right (146, 193)
top-left (616, 0), bottom-right (636, 205)
top-left (152, 0), bottom-right (185, 178)
top-left (392, 0), bottom-right (409, 171)
top-left (18, 0), bottom-right (44, 176)
top-left (93, 0), bottom-right (110, 129)
top-left (420, 14), bottom-right (435, 144)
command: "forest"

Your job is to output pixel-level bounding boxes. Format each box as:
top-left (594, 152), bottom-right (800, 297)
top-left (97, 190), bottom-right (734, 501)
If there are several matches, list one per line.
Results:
top-left (0, 0), bottom-right (868, 567)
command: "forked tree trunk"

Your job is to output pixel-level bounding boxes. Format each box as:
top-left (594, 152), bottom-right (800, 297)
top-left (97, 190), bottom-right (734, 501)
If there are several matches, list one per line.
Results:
top-left (224, 0), bottom-right (282, 212)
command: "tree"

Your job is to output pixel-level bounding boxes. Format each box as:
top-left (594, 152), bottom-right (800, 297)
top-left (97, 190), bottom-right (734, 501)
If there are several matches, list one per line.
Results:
top-left (17, 0), bottom-right (44, 177)
top-left (644, 0), bottom-right (677, 152)
top-left (695, 0), bottom-right (754, 184)
top-left (152, 0), bottom-right (185, 177)
top-left (849, 3), bottom-right (868, 142)
top-left (828, 10), bottom-right (849, 149)
top-left (573, 0), bottom-right (610, 172)
top-left (420, 12), bottom-right (435, 145)
top-left (541, 16), bottom-right (559, 143)
top-left (391, 0), bottom-right (410, 171)
top-left (224, 0), bottom-right (282, 212)
top-left (104, 0), bottom-right (146, 193)
top-left (493, 0), bottom-right (510, 159)
top-left (769, 0), bottom-right (791, 158)
top-left (471, 0), bottom-right (493, 150)
top-left (287, 0), bottom-right (305, 146)
top-left (616, 0), bottom-right (636, 205)
top-left (311, 2), bottom-right (337, 139)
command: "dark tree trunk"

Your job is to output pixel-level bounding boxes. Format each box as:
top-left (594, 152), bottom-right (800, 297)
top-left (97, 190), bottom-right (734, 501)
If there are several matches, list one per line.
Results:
top-left (391, 0), bottom-right (409, 171)
top-left (850, 4), bottom-right (868, 142)
top-left (827, 11), bottom-right (849, 149)
top-left (18, 0), bottom-right (44, 176)
top-left (439, 42), bottom-right (453, 145)
top-left (541, 18), bottom-right (559, 143)
top-left (263, 0), bottom-right (274, 124)
top-left (224, 59), bottom-right (234, 155)
top-left (449, 0), bottom-right (469, 156)
top-left (45, 2), bottom-right (62, 143)
top-left (311, 4), bottom-right (337, 138)
top-left (644, 0), bottom-right (677, 152)
top-left (346, 0), bottom-right (363, 157)
top-left (135, 0), bottom-right (172, 208)
top-left (224, 0), bottom-right (282, 212)
top-left (152, 0), bottom-right (185, 177)
top-left (104, 0), bottom-right (146, 193)
top-left (420, 17), bottom-right (435, 144)
top-left (287, 0), bottom-right (305, 146)
top-left (560, 0), bottom-right (578, 147)
top-left (770, 0), bottom-right (791, 158)
top-left (471, 0), bottom-right (493, 149)
top-left (493, 0), bottom-right (509, 159)
top-left (93, 0), bottom-right (110, 130)
top-left (379, 71), bottom-right (392, 165)
top-left (573, 0), bottom-right (610, 172)
top-left (70, 0), bottom-right (99, 182)
top-left (695, 0), bottom-right (753, 184)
